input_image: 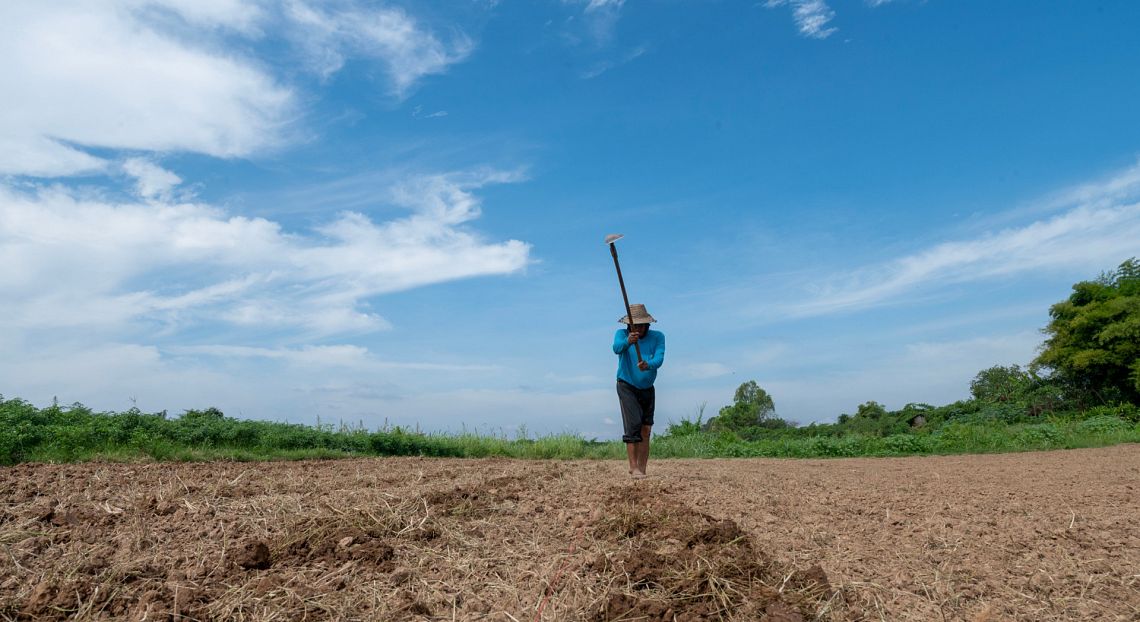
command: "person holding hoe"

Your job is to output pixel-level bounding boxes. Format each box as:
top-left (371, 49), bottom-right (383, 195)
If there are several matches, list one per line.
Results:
top-left (613, 303), bottom-right (665, 479)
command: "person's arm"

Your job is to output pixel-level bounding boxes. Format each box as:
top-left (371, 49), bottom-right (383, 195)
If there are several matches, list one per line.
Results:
top-left (613, 329), bottom-right (630, 354)
top-left (646, 333), bottom-right (665, 369)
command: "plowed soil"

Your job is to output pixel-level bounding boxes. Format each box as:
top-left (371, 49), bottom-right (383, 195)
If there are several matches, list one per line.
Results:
top-left (2, 445), bottom-right (1139, 621)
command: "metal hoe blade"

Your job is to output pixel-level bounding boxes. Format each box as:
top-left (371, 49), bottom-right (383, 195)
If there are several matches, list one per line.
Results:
top-left (604, 233), bottom-right (624, 245)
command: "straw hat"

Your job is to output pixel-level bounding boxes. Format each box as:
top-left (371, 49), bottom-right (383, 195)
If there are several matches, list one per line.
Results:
top-left (618, 303), bottom-right (657, 325)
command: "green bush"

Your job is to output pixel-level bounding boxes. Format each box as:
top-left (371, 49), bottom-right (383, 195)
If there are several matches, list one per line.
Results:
top-left (1077, 415), bottom-right (1129, 434)
top-left (882, 434), bottom-right (933, 454)
top-left (804, 435), bottom-right (867, 457)
top-left (1014, 423), bottom-right (1061, 447)
top-left (934, 422), bottom-right (1002, 452)
top-left (1078, 404), bottom-right (1140, 423)
top-left (975, 403), bottom-right (1030, 424)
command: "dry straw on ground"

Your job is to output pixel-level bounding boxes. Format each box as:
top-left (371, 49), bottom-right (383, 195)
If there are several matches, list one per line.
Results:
top-left (2, 445), bottom-right (1139, 620)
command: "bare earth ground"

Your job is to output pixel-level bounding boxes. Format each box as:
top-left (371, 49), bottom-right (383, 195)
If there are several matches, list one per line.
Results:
top-left (2, 445), bottom-right (1138, 621)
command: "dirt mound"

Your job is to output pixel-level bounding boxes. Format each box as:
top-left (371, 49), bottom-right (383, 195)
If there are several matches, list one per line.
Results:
top-left (587, 486), bottom-right (830, 621)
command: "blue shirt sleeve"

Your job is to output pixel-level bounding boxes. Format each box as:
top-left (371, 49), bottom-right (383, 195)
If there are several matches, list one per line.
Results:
top-left (647, 332), bottom-right (665, 369)
top-left (613, 329), bottom-right (630, 354)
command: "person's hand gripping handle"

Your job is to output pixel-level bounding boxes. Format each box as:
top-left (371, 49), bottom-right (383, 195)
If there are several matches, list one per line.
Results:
top-left (628, 331), bottom-right (649, 371)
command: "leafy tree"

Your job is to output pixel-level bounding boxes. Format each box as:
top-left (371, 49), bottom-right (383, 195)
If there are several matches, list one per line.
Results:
top-left (1035, 258), bottom-right (1140, 405)
top-left (706, 380), bottom-right (790, 434)
top-left (855, 401), bottom-right (887, 419)
top-left (970, 365), bottom-right (1033, 403)
top-left (835, 401), bottom-right (908, 437)
top-left (733, 380), bottom-right (772, 410)
top-left (182, 407), bottom-right (225, 420)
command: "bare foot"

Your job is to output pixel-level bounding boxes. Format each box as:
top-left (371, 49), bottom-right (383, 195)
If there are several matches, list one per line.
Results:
top-left (632, 471), bottom-right (647, 480)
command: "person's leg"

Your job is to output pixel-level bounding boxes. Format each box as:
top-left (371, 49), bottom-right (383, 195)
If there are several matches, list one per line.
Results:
top-left (626, 441), bottom-right (639, 475)
top-left (636, 424), bottom-right (651, 475)
top-left (634, 386), bottom-right (655, 476)
top-left (616, 380), bottom-right (644, 476)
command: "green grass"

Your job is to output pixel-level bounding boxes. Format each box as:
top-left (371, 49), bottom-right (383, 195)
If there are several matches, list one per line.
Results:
top-left (2, 395), bottom-right (1138, 465)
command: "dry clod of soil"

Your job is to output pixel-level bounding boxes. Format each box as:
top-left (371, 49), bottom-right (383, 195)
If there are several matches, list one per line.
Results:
top-left (2, 446), bottom-right (1139, 620)
top-left (235, 540), bottom-right (272, 570)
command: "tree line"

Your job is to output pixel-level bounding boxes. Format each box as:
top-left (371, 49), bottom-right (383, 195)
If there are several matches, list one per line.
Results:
top-left (694, 258), bottom-right (1140, 440)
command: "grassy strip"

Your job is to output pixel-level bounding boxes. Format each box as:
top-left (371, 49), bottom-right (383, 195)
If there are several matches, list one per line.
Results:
top-left (3, 396), bottom-right (1139, 464)
top-left (652, 423), bottom-right (1140, 458)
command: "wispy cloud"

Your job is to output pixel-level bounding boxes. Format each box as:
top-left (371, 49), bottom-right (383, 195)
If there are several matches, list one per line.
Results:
top-left (563, 0), bottom-right (626, 44)
top-left (284, 0), bottom-right (473, 98)
top-left (412, 105), bottom-right (449, 119)
top-left (170, 345), bottom-right (501, 372)
top-left (778, 162), bottom-right (1140, 318)
top-left (765, 0), bottom-right (838, 39)
top-left (0, 170), bottom-right (531, 337)
top-left (580, 45), bottom-right (647, 79)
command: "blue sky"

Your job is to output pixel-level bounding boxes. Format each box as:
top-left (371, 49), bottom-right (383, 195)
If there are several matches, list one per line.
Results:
top-left (2, 0), bottom-right (1139, 438)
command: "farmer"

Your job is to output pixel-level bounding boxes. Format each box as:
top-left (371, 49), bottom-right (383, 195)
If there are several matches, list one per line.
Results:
top-left (613, 303), bottom-right (665, 479)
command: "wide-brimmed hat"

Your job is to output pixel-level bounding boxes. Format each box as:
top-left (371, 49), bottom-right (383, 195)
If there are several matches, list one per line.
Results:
top-left (618, 303), bottom-right (656, 325)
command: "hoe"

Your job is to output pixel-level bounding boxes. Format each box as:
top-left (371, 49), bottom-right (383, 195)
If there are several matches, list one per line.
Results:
top-left (605, 233), bottom-right (643, 365)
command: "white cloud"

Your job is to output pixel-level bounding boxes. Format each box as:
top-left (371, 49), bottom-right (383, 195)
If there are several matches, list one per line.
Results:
top-left (284, 0), bottom-right (473, 97)
top-left (0, 170), bottom-right (531, 336)
top-left (765, 0), bottom-right (838, 39)
top-left (0, 1), bottom-right (295, 177)
top-left (123, 158), bottom-right (183, 200)
top-left (0, 1), bottom-right (475, 178)
top-left (0, 137), bottom-right (109, 178)
top-left (781, 163), bottom-right (1140, 317)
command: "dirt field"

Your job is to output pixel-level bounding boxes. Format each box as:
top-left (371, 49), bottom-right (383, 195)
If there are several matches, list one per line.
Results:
top-left (2, 445), bottom-right (1138, 621)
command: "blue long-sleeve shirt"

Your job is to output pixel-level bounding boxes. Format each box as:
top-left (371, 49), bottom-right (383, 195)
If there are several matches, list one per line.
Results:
top-left (613, 328), bottom-right (665, 389)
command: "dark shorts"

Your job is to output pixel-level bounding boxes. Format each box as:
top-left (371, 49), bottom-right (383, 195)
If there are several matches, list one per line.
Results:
top-left (616, 379), bottom-right (655, 443)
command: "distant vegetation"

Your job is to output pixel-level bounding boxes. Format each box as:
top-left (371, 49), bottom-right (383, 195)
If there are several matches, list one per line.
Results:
top-left (2, 259), bottom-right (1138, 464)
top-left (660, 257), bottom-right (1140, 454)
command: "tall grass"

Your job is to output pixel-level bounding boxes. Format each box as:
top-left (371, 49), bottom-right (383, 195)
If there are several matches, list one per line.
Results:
top-left (1, 395), bottom-right (1138, 465)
